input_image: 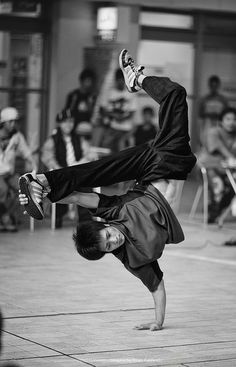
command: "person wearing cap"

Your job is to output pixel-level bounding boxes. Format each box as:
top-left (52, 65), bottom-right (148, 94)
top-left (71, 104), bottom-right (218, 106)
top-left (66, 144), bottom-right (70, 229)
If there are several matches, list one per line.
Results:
top-left (41, 109), bottom-right (97, 228)
top-left (0, 107), bottom-right (37, 231)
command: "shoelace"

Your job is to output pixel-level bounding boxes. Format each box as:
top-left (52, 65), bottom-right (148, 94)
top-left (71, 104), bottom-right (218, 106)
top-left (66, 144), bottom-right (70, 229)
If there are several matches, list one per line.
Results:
top-left (127, 56), bottom-right (144, 76)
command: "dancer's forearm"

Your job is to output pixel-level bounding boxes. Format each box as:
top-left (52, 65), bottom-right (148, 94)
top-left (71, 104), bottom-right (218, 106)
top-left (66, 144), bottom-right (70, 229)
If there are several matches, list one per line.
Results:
top-left (134, 279), bottom-right (166, 331)
top-left (152, 279), bottom-right (166, 328)
top-left (57, 191), bottom-right (99, 208)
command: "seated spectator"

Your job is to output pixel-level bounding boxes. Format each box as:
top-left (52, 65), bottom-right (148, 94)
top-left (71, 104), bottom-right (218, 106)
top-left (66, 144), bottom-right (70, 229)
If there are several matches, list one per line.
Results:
top-left (96, 68), bottom-right (137, 152)
top-left (41, 109), bottom-right (96, 228)
top-left (198, 107), bottom-right (236, 223)
top-left (64, 68), bottom-right (97, 134)
top-left (199, 75), bottom-right (228, 146)
top-left (0, 107), bottom-right (37, 232)
top-left (132, 106), bottom-right (157, 146)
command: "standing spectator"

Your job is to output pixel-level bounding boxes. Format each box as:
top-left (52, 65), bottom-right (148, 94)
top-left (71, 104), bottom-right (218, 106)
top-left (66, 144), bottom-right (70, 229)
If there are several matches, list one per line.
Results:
top-left (199, 75), bottom-right (228, 146)
top-left (64, 68), bottom-right (97, 135)
top-left (97, 68), bottom-right (137, 152)
top-left (198, 107), bottom-right (236, 223)
top-left (132, 106), bottom-right (157, 146)
top-left (41, 109), bottom-right (95, 228)
top-left (0, 107), bottom-right (37, 231)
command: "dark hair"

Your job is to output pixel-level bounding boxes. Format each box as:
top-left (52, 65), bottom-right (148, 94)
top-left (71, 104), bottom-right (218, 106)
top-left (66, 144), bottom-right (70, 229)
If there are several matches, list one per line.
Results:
top-left (73, 220), bottom-right (106, 260)
top-left (56, 109), bottom-right (73, 123)
top-left (115, 68), bottom-right (124, 81)
top-left (220, 107), bottom-right (236, 121)
top-left (208, 75), bottom-right (221, 85)
top-left (79, 68), bottom-right (96, 82)
top-left (142, 106), bottom-right (154, 115)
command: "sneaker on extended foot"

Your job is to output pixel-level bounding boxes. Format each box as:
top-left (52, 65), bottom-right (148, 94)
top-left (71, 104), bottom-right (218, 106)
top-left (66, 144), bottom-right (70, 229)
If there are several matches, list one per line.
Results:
top-left (18, 173), bottom-right (45, 220)
top-left (119, 49), bottom-right (144, 93)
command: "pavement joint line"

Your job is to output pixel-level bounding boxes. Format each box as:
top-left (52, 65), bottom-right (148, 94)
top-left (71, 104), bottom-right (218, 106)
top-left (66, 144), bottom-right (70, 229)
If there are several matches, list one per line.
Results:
top-left (167, 251), bottom-right (236, 266)
top-left (1, 354), bottom-right (95, 367)
top-left (3, 308), bottom-right (154, 320)
top-left (1, 329), bottom-right (91, 364)
top-left (174, 356), bottom-right (236, 366)
top-left (3, 329), bottom-right (236, 357)
top-left (1, 355), bottom-right (64, 362)
top-left (68, 339), bottom-right (236, 356)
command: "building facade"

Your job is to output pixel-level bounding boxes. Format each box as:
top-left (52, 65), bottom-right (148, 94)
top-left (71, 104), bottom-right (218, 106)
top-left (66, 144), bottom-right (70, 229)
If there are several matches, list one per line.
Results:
top-left (0, 0), bottom-right (236, 162)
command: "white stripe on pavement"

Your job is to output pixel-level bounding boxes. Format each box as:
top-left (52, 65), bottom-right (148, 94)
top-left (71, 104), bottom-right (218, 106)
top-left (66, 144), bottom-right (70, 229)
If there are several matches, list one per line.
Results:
top-left (168, 252), bottom-right (236, 266)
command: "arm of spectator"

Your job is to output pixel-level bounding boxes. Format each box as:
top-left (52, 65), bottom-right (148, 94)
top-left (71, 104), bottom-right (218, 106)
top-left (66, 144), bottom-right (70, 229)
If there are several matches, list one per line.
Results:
top-left (207, 129), bottom-right (235, 159)
top-left (41, 137), bottom-right (62, 170)
top-left (78, 137), bottom-right (98, 163)
top-left (16, 133), bottom-right (38, 171)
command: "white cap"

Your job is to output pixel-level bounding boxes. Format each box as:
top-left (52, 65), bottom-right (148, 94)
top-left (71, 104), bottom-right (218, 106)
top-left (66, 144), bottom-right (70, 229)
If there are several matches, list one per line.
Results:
top-left (0, 107), bottom-right (19, 123)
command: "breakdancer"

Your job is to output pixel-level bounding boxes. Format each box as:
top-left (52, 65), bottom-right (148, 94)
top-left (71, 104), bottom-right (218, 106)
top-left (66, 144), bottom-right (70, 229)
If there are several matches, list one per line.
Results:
top-left (19, 49), bottom-right (196, 331)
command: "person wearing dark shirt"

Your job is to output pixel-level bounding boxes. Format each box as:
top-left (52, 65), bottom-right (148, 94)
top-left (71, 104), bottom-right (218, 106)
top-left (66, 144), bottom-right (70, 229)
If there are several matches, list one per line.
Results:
top-left (41, 109), bottom-right (93, 228)
top-left (199, 75), bottom-right (228, 146)
top-left (19, 49), bottom-right (196, 331)
top-left (133, 106), bottom-right (157, 145)
top-left (64, 69), bottom-right (97, 133)
top-left (198, 107), bottom-right (236, 223)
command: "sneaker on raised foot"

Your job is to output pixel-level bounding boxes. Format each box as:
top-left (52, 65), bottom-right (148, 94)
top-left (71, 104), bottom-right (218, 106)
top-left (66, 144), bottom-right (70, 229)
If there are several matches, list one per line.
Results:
top-left (19, 173), bottom-right (45, 220)
top-left (119, 49), bottom-right (144, 93)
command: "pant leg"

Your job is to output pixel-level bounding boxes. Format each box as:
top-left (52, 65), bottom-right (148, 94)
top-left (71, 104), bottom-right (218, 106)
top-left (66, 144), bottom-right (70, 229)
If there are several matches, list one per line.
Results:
top-left (46, 77), bottom-right (196, 203)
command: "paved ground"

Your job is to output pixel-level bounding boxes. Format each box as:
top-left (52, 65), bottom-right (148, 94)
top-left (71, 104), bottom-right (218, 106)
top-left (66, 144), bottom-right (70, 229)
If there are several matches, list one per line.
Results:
top-left (1, 181), bottom-right (236, 367)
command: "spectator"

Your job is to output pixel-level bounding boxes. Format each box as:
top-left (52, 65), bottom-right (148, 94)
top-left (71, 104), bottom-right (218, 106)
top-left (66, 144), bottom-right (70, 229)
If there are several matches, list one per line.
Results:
top-left (132, 106), bottom-right (157, 146)
top-left (96, 68), bottom-right (137, 152)
top-left (0, 107), bottom-right (37, 232)
top-left (64, 68), bottom-right (97, 135)
top-left (199, 75), bottom-right (228, 146)
top-left (41, 109), bottom-right (95, 228)
top-left (198, 107), bottom-right (236, 223)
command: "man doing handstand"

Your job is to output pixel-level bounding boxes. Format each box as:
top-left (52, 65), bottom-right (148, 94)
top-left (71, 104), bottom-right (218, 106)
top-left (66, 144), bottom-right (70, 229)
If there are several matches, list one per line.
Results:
top-left (19, 49), bottom-right (196, 331)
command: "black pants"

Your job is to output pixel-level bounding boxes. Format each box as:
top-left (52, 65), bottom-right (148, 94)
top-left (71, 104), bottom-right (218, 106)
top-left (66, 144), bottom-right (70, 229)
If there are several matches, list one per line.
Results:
top-left (46, 77), bottom-right (196, 203)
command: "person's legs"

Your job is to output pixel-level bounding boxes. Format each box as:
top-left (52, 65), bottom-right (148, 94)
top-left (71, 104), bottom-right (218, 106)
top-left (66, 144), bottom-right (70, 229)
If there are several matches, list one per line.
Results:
top-left (45, 75), bottom-right (195, 199)
top-left (19, 49), bottom-right (196, 218)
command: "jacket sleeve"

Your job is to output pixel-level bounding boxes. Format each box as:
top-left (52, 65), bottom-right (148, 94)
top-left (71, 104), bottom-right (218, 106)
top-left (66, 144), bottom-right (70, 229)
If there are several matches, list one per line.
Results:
top-left (124, 259), bottom-right (163, 292)
top-left (90, 193), bottom-right (123, 220)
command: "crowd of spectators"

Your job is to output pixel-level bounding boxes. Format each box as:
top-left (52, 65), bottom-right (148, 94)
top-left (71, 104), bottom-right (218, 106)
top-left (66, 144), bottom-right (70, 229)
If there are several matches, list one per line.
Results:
top-left (0, 67), bottom-right (158, 232)
top-left (198, 75), bottom-right (236, 223)
top-left (2, 67), bottom-right (235, 229)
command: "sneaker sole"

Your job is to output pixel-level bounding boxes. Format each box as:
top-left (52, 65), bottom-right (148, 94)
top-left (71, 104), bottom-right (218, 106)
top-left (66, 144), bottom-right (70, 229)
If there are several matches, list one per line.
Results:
top-left (119, 49), bottom-right (133, 93)
top-left (19, 175), bottom-right (44, 220)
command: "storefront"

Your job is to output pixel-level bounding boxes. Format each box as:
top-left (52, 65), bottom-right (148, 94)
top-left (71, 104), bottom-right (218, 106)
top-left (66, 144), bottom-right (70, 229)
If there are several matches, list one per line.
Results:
top-left (1, 0), bottom-right (236, 158)
top-left (0, 0), bottom-right (51, 167)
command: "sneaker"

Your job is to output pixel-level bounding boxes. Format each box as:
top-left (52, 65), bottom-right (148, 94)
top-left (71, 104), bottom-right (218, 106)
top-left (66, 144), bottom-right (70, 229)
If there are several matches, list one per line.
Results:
top-left (119, 49), bottom-right (144, 93)
top-left (18, 173), bottom-right (45, 220)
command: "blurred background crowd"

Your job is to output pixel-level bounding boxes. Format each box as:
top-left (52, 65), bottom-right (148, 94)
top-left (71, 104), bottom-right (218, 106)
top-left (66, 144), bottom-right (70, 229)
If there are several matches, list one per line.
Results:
top-left (0, 0), bottom-right (236, 232)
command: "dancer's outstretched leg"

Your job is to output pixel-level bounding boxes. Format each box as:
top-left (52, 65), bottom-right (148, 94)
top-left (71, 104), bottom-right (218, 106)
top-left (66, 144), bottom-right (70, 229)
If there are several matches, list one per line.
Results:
top-left (19, 49), bottom-right (196, 219)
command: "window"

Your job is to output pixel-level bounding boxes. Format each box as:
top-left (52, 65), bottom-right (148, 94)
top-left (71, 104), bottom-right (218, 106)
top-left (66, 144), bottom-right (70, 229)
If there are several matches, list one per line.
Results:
top-left (140, 11), bottom-right (193, 29)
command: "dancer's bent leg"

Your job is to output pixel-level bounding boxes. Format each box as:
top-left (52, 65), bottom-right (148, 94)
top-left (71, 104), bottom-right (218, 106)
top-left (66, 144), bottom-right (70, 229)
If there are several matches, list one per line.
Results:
top-left (45, 76), bottom-right (195, 202)
top-left (19, 49), bottom-right (196, 218)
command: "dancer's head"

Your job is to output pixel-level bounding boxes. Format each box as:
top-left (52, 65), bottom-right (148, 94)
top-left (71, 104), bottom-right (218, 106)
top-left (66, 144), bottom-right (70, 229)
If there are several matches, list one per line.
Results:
top-left (73, 220), bottom-right (125, 260)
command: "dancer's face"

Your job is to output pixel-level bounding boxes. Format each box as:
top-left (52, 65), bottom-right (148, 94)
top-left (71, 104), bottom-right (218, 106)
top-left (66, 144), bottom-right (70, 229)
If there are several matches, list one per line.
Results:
top-left (98, 225), bottom-right (125, 252)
